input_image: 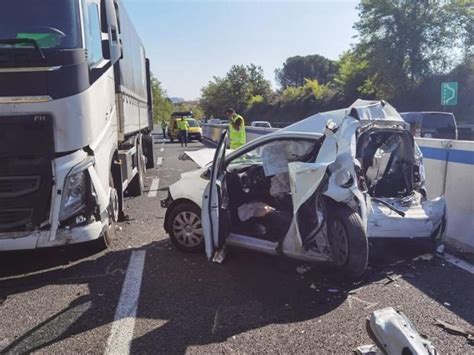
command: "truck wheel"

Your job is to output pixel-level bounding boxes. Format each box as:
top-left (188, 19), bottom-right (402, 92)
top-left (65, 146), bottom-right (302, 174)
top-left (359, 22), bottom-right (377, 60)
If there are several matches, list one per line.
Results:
top-left (127, 141), bottom-right (145, 196)
top-left (328, 205), bottom-right (368, 280)
top-left (167, 202), bottom-right (204, 253)
top-left (143, 134), bottom-right (155, 169)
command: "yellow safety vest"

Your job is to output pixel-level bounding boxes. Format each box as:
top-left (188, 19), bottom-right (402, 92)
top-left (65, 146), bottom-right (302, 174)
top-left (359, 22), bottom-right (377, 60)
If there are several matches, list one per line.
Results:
top-left (177, 120), bottom-right (189, 131)
top-left (229, 114), bottom-right (246, 149)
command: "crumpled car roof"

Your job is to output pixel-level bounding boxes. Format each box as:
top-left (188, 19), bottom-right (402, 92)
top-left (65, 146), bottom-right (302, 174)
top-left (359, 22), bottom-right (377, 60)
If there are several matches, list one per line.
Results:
top-left (280, 100), bottom-right (406, 135)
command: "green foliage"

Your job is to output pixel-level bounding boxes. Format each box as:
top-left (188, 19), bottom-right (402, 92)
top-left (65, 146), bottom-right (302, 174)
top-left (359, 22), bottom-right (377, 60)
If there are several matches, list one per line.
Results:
top-left (247, 95), bottom-right (264, 108)
top-left (197, 1), bottom-right (473, 125)
top-left (280, 79), bottom-right (330, 103)
top-left (354, 0), bottom-right (472, 99)
top-left (151, 75), bottom-right (173, 124)
top-left (275, 54), bottom-right (338, 88)
top-left (200, 64), bottom-right (272, 117)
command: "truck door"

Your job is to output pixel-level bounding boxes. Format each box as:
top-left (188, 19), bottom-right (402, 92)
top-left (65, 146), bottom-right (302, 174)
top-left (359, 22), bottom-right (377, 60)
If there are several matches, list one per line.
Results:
top-left (202, 130), bottom-right (229, 260)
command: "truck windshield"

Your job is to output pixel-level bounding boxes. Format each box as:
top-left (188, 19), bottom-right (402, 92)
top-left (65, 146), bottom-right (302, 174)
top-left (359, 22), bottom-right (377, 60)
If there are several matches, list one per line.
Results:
top-left (0, 0), bottom-right (81, 50)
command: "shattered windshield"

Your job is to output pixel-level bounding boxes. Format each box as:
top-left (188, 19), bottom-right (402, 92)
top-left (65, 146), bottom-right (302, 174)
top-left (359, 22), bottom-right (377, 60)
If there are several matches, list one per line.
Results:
top-left (0, 0), bottom-right (81, 49)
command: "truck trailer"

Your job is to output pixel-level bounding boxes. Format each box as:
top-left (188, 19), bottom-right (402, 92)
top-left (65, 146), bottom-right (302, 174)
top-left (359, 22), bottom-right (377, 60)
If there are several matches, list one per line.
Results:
top-left (0, 0), bottom-right (155, 250)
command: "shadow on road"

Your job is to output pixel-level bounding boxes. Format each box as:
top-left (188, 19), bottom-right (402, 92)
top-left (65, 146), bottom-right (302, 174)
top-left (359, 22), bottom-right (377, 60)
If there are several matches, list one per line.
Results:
top-left (0, 239), bottom-right (472, 353)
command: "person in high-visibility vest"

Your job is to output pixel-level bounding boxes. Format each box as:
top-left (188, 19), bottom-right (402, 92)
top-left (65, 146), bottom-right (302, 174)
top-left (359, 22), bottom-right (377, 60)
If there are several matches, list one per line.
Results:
top-left (177, 117), bottom-right (190, 147)
top-left (225, 108), bottom-right (246, 149)
top-left (161, 120), bottom-right (167, 139)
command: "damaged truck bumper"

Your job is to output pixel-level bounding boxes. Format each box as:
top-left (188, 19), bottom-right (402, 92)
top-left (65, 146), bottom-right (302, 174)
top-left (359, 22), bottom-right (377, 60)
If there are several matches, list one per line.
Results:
top-left (0, 220), bottom-right (107, 251)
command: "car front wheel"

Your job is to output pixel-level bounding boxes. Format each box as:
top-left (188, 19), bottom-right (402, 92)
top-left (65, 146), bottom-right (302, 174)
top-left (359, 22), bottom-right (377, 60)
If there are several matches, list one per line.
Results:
top-left (168, 202), bottom-right (204, 252)
top-left (328, 205), bottom-right (368, 280)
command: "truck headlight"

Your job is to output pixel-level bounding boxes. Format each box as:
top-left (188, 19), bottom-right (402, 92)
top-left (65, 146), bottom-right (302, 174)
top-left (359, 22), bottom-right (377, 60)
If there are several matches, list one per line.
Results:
top-left (59, 171), bottom-right (87, 222)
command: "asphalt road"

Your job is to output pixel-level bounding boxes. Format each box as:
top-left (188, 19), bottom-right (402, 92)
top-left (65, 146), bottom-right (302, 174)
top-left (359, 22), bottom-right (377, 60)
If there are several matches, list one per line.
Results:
top-left (0, 133), bottom-right (473, 354)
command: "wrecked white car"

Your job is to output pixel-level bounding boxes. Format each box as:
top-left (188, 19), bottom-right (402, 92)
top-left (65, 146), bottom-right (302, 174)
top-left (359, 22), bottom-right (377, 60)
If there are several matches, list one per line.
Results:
top-left (162, 100), bottom-right (446, 279)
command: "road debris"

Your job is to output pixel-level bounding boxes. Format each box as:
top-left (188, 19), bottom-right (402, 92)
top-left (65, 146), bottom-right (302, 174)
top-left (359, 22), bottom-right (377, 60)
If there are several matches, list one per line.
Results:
top-left (354, 344), bottom-right (383, 355)
top-left (443, 302), bottom-right (451, 307)
top-left (436, 244), bottom-right (445, 254)
top-left (434, 319), bottom-right (474, 344)
top-left (365, 307), bottom-right (437, 354)
top-left (328, 288), bottom-right (339, 293)
top-left (296, 265), bottom-right (311, 275)
top-left (384, 274), bottom-right (402, 285)
top-left (413, 253), bottom-right (434, 261)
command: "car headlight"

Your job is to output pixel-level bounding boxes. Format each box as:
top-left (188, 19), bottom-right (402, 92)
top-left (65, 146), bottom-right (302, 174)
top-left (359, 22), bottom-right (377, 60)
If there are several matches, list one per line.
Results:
top-left (59, 171), bottom-right (87, 222)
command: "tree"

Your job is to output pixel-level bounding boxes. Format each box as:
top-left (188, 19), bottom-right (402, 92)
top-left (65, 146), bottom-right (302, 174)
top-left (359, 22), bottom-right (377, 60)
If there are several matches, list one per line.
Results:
top-left (333, 51), bottom-right (375, 103)
top-left (354, 0), bottom-right (472, 99)
top-left (151, 76), bottom-right (173, 124)
top-left (275, 54), bottom-right (338, 88)
top-left (200, 64), bottom-right (272, 117)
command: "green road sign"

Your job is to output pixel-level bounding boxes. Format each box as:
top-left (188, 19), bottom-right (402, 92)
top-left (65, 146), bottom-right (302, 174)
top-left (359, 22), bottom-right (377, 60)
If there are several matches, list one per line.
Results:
top-left (441, 82), bottom-right (458, 106)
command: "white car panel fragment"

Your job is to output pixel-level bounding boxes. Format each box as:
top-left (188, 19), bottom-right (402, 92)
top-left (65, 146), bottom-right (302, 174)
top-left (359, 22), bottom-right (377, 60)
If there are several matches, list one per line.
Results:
top-left (368, 307), bottom-right (437, 355)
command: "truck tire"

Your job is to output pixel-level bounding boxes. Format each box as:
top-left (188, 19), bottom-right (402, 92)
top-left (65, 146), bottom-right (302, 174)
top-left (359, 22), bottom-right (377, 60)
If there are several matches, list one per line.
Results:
top-left (167, 201), bottom-right (204, 253)
top-left (142, 134), bottom-right (155, 169)
top-left (127, 139), bottom-right (145, 196)
top-left (328, 205), bottom-right (368, 280)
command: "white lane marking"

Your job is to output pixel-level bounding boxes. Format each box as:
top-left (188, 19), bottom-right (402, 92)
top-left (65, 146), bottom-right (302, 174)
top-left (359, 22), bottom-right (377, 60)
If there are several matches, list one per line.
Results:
top-left (147, 178), bottom-right (160, 198)
top-left (156, 157), bottom-right (163, 166)
top-left (106, 250), bottom-right (146, 355)
top-left (444, 253), bottom-right (474, 274)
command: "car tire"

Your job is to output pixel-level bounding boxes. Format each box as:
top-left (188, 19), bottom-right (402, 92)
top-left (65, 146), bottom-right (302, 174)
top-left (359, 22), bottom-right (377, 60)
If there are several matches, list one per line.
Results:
top-left (328, 205), bottom-right (368, 280)
top-left (167, 202), bottom-right (204, 253)
top-left (127, 140), bottom-right (145, 196)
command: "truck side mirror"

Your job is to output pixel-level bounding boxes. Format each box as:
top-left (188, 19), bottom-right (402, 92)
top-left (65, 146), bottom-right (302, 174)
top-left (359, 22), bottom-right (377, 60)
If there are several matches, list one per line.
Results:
top-left (101, 0), bottom-right (122, 63)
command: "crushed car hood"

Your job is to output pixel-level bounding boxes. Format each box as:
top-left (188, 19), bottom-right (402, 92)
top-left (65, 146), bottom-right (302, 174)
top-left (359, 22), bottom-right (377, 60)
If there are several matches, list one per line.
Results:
top-left (179, 148), bottom-right (234, 168)
top-left (280, 99), bottom-right (408, 135)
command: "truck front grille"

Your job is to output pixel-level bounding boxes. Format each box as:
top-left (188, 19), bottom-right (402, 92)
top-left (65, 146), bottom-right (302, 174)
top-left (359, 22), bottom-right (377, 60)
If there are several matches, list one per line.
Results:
top-left (0, 115), bottom-right (54, 232)
top-left (0, 209), bottom-right (33, 230)
top-left (0, 176), bottom-right (40, 198)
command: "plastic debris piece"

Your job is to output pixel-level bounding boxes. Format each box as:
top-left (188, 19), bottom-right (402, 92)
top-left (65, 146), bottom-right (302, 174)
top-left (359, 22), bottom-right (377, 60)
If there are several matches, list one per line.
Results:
top-left (354, 344), bottom-right (383, 355)
top-left (436, 244), bottom-right (445, 254)
top-left (444, 302), bottom-right (451, 307)
top-left (434, 319), bottom-right (474, 339)
top-left (367, 307), bottom-right (437, 355)
top-left (296, 265), bottom-right (311, 275)
top-left (310, 283), bottom-right (317, 289)
top-left (384, 274), bottom-right (402, 285)
top-left (413, 253), bottom-right (434, 261)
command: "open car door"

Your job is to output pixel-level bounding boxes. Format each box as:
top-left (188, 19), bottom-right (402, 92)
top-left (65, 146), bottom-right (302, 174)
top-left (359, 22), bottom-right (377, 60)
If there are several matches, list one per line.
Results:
top-left (202, 130), bottom-right (229, 260)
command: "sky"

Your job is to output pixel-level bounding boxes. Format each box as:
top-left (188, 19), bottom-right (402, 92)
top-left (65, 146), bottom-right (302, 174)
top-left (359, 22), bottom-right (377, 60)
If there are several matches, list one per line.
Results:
top-left (123, 0), bottom-right (360, 100)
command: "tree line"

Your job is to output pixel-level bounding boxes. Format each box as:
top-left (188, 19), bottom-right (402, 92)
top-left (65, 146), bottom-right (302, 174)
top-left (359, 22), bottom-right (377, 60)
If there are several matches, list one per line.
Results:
top-left (153, 0), bottom-right (473, 125)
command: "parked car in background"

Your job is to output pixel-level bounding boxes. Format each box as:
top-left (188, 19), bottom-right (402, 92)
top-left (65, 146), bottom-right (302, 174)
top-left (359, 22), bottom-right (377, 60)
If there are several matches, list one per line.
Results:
top-left (162, 100), bottom-right (446, 280)
top-left (400, 112), bottom-right (458, 140)
top-left (251, 121), bottom-right (272, 128)
top-left (208, 118), bottom-right (222, 124)
top-left (168, 112), bottom-right (203, 142)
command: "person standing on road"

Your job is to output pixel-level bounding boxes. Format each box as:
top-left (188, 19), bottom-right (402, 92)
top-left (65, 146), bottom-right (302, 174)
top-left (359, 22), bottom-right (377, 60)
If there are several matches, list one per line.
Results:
top-left (177, 117), bottom-right (189, 147)
top-left (225, 108), bottom-right (246, 149)
top-left (161, 120), bottom-right (167, 139)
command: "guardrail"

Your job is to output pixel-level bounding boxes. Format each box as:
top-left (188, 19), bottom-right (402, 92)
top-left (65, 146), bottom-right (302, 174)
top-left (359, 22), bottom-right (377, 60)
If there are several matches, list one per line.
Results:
top-left (202, 123), bottom-right (474, 253)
